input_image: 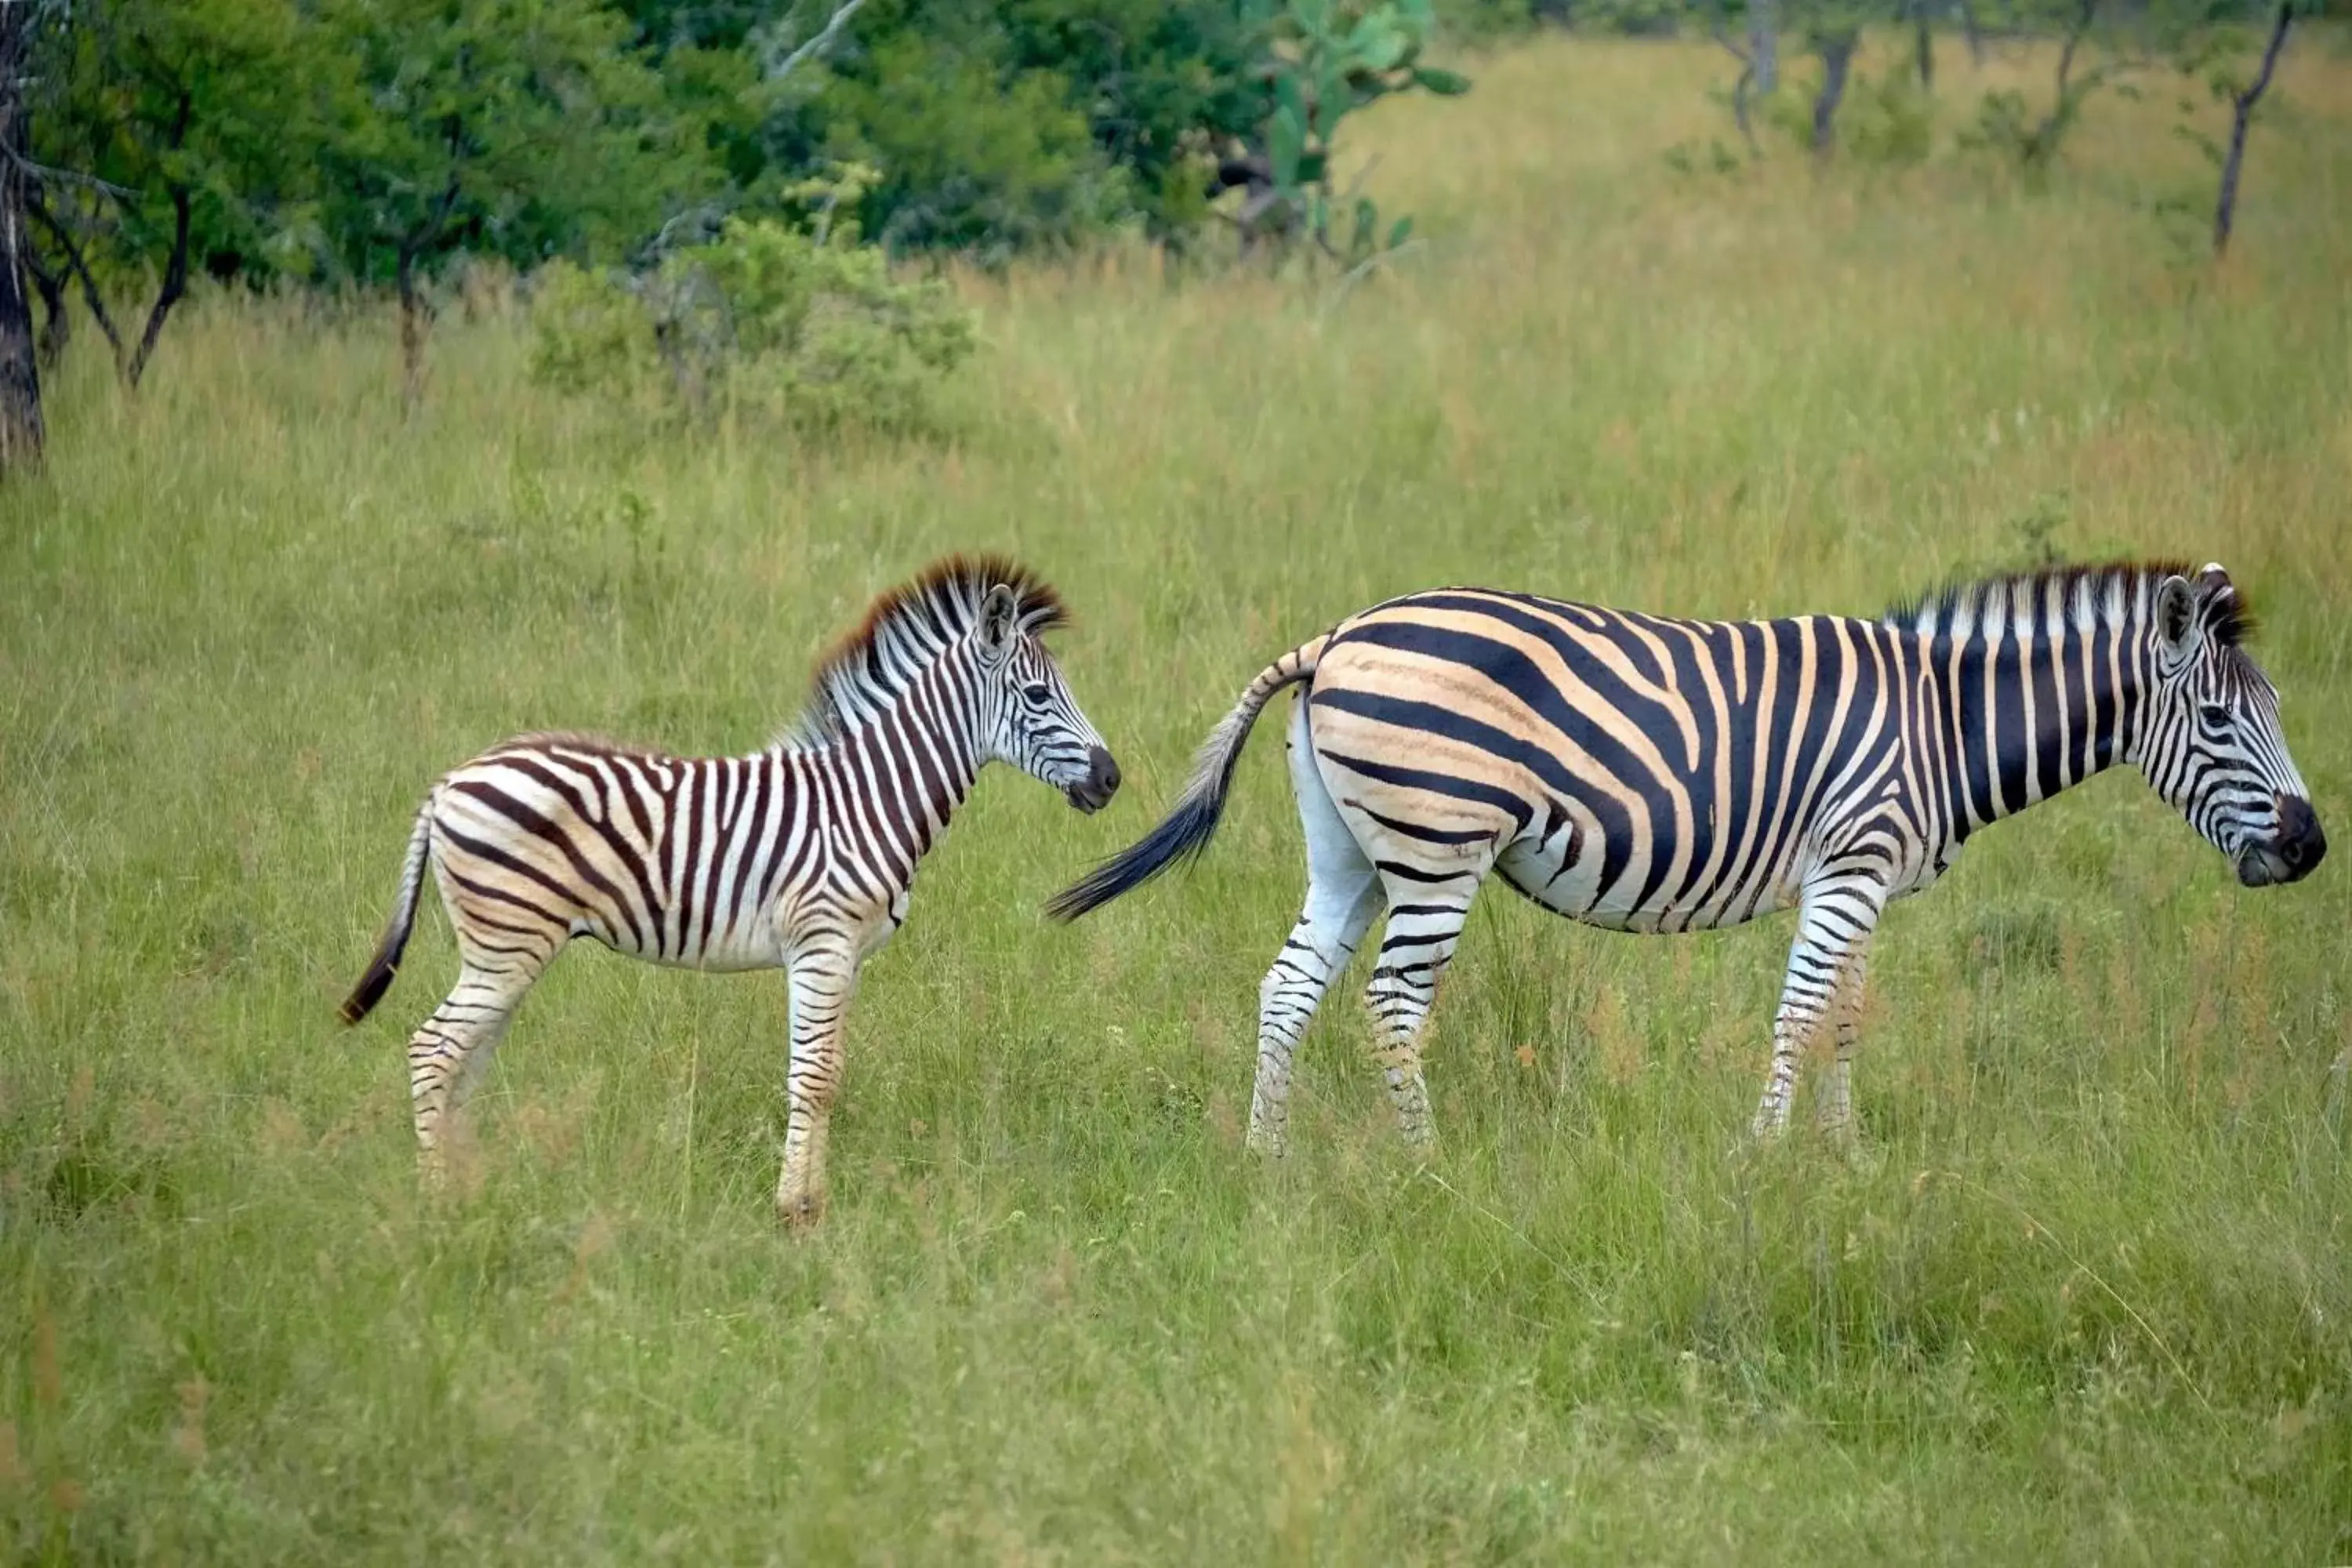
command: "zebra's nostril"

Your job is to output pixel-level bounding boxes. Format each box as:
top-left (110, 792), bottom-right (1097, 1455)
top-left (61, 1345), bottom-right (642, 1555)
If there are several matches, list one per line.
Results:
top-left (2271, 796), bottom-right (2325, 880)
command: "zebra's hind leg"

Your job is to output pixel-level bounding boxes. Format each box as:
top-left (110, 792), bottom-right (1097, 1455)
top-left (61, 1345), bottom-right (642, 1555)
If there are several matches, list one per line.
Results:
top-left (1753, 877), bottom-right (1884, 1139)
top-left (776, 940), bottom-right (857, 1231)
top-left (1248, 695), bottom-right (1384, 1157)
top-left (1362, 869), bottom-right (1483, 1151)
top-left (407, 953), bottom-right (548, 1183)
top-left (1814, 955), bottom-right (1870, 1145)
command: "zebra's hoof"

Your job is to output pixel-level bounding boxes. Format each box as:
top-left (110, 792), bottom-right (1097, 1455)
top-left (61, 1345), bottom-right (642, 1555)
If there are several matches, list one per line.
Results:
top-left (776, 1189), bottom-right (828, 1232)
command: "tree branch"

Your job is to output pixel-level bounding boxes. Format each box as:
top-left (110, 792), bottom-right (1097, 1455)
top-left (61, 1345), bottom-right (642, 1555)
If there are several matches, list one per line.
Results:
top-left (766, 0), bottom-right (868, 84)
top-left (123, 177), bottom-right (187, 388)
top-left (4, 147), bottom-right (136, 202)
top-left (2052, 0), bottom-right (2097, 103)
top-left (2212, 0), bottom-right (2292, 260)
top-left (27, 194), bottom-right (125, 365)
top-left (1705, 0), bottom-right (1761, 154)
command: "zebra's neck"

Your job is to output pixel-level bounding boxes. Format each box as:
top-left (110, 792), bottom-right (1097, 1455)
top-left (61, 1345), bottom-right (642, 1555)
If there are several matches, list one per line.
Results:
top-left (1901, 568), bottom-right (2161, 840)
top-left (789, 654), bottom-right (991, 866)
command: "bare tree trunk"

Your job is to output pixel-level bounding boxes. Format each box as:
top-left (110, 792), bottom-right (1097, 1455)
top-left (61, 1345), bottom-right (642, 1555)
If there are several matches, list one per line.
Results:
top-left (1915, 0), bottom-right (1936, 89)
top-left (397, 245), bottom-right (428, 414)
top-left (123, 181), bottom-right (189, 389)
top-left (2025, 0), bottom-right (2100, 166)
top-left (1958, 0), bottom-right (1984, 63)
top-left (27, 243), bottom-right (65, 368)
top-left (1707, 0), bottom-right (1762, 154)
top-left (0, 0), bottom-right (43, 472)
top-left (1813, 32), bottom-right (1857, 157)
top-left (1731, 60), bottom-right (1760, 154)
top-left (2213, 0), bottom-right (2292, 260)
top-left (1750, 0), bottom-right (1778, 95)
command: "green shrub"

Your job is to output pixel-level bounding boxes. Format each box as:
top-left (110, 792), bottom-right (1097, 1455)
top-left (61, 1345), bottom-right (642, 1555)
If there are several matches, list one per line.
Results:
top-left (528, 212), bottom-right (976, 434)
top-left (1845, 71), bottom-right (1936, 166)
top-left (527, 260), bottom-right (657, 400)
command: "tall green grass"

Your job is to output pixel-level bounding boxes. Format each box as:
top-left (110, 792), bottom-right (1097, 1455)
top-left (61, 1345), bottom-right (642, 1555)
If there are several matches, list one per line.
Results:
top-left (4, 34), bottom-right (2350, 1563)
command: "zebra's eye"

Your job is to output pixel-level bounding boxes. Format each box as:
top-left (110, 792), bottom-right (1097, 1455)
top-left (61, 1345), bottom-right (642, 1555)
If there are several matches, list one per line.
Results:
top-left (1021, 682), bottom-right (1052, 706)
top-left (2198, 703), bottom-right (2232, 729)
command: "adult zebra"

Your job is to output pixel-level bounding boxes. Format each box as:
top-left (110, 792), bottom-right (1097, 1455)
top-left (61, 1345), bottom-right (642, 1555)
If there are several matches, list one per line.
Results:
top-left (342, 556), bottom-right (1120, 1225)
top-left (1050, 561), bottom-right (2324, 1154)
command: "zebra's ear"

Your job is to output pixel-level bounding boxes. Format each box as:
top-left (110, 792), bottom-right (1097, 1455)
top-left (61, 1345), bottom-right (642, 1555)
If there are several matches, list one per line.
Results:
top-left (975, 583), bottom-right (1021, 662)
top-left (2156, 574), bottom-right (2198, 659)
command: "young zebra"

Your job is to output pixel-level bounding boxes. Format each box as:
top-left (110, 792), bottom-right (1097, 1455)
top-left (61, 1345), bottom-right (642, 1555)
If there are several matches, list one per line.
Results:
top-left (1050, 561), bottom-right (2325, 1153)
top-left (342, 556), bottom-right (1120, 1225)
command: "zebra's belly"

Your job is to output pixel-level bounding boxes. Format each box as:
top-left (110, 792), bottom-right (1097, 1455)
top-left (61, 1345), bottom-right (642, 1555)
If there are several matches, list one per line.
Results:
top-left (1494, 833), bottom-right (1798, 935)
top-left (572, 913), bottom-right (782, 972)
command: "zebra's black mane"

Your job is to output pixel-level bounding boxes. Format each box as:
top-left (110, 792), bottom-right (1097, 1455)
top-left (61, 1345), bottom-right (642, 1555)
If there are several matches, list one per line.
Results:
top-left (779, 554), bottom-right (1070, 751)
top-left (1882, 560), bottom-right (2256, 647)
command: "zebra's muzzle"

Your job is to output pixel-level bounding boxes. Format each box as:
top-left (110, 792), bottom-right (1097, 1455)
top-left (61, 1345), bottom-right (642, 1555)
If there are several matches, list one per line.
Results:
top-left (2238, 795), bottom-right (2326, 887)
top-left (1065, 746), bottom-right (1121, 814)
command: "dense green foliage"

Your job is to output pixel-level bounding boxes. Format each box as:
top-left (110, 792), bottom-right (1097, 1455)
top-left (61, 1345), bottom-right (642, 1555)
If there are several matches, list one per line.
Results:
top-left (16, 0), bottom-right (1472, 398)
top-left (16, 0), bottom-right (2318, 409)
top-left (3, 38), bottom-right (2350, 1559)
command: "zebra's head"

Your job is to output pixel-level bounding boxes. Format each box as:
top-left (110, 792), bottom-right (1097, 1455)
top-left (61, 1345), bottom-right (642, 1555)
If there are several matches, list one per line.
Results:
top-left (971, 583), bottom-right (1121, 814)
top-left (2140, 564), bottom-right (2325, 888)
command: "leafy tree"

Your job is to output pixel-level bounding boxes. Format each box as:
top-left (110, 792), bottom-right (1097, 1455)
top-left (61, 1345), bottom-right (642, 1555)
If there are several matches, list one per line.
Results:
top-left (27, 0), bottom-right (307, 389)
top-left (986, 0), bottom-right (1268, 238)
top-left (307, 0), bottom-right (704, 405)
top-left (734, 0), bottom-right (1266, 256)
top-left (819, 31), bottom-right (1118, 257)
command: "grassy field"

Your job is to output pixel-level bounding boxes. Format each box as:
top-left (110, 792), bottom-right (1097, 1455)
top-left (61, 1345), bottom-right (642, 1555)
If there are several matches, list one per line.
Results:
top-left (5, 32), bottom-right (2352, 1564)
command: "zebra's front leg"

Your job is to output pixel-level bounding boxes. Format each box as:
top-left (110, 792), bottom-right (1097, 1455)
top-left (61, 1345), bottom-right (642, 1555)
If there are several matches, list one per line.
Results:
top-left (1363, 878), bottom-right (1479, 1150)
top-left (777, 941), bottom-right (857, 1231)
top-left (1814, 956), bottom-right (1869, 1145)
top-left (1752, 877), bottom-right (1884, 1139)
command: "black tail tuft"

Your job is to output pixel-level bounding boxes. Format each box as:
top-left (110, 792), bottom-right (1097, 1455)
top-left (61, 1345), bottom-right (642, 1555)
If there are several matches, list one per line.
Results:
top-left (1047, 794), bottom-right (1227, 921)
top-left (339, 798), bottom-right (431, 1025)
top-left (1047, 632), bottom-right (1328, 923)
top-left (339, 954), bottom-right (401, 1025)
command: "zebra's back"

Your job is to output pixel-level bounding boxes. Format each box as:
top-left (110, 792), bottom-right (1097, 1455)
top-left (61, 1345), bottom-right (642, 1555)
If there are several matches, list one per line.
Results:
top-left (430, 733), bottom-right (817, 971)
top-left (1305, 590), bottom-right (1924, 932)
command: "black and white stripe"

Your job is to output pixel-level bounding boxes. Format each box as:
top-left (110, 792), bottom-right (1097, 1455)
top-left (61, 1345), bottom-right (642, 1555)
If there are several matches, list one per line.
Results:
top-left (1051, 561), bottom-right (2323, 1152)
top-left (343, 556), bottom-right (1119, 1225)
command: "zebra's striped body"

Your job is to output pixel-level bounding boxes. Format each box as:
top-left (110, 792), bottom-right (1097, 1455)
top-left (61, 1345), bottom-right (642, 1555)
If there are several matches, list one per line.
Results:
top-left (1051, 561), bottom-right (2322, 1152)
top-left (343, 557), bottom-right (1119, 1225)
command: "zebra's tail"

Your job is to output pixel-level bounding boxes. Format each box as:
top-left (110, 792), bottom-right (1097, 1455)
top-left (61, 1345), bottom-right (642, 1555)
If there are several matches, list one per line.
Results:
top-left (339, 798), bottom-right (434, 1025)
top-left (1047, 633), bottom-right (1330, 922)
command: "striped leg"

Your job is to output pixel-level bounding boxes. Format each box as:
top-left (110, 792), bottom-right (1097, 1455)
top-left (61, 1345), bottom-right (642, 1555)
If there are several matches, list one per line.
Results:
top-left (776, 941), bottom-right (857, 1230)
top-left (1249, 699), bottom-right (1384, 1156)
top-left (407, 955), bottom-right (546, 1177)
top-left (1814, 955), bottom-right (1869, 1143)
top-left (1752, 877), bottom-right (1885, 1138)
top-left (1363, 871), bottom-right (1483, 1149)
